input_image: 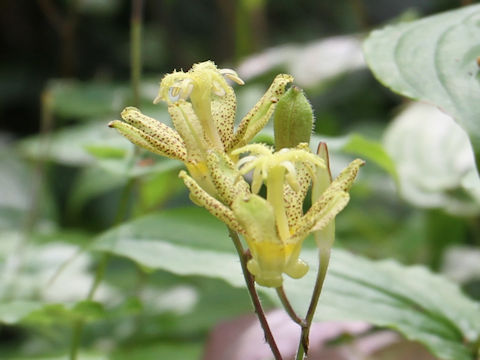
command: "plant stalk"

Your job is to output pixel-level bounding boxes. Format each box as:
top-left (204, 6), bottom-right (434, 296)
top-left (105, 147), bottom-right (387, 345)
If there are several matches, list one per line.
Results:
top-left (295, 248), bottom-right (331, 360)
top-left (69, 1), bottom-right (146, 358)
top-left (130, 0), bottom-right (144, 108)
top-left (275, 286), bottom-right (305, 327)
top-left (228, 229), bottom-right (283, 360)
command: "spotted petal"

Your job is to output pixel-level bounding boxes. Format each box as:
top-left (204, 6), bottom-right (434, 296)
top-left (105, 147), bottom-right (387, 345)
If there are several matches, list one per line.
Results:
top-left (228, 74), bottom-right (293, 151)
top-left (211, 83), bottom-right (236, 149)
top-left (206, 151), bottom-right (250, 206)
top-left (179, 170), bottom-right (244, 234)
top-left (168, 100), bottom-right (207, 162)
top-left (108, 120), bottom-right (187, 161)
top-left (291, 191), bottom-right (350, 242)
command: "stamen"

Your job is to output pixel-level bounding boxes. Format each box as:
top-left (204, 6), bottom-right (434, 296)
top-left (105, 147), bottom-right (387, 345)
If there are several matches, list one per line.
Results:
top-left (281, 161), bottom-right (300, 192)
top-left (168, 87), bottom-right (181, 102)
top-left (236, 155), bottom-right (258, 172)
top-left (171, 87), bottom-right (181, 97)
top-left (220, 68), bottom-right (245, 85)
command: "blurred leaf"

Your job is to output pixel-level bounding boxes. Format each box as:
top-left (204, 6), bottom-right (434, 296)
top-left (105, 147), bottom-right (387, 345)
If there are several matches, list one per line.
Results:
top-left (18, 119), bottom-right (180, 180)
top-left (46, 79), bottom-right (166, 120)
top-left (363, 4), bottom-right (480, 169)
top-left (0, 300), bottom-right (104, 325)
top-left (286, 250), bottom-right (480, 360)
top-left (93, 208), bottom-right (240, 280)
top-left (442, 246), bottom-right (480, 283)
top-left (337, 134), bottom-right (397, 179)
top-left (84, 145), bottom-right (127, 159)
top-left (97, 157), bottom-right (181, 179)
top-left (92, 207), bottom-right (480, 360)
top-left (68, 166), bottom-right (126, 214)
top-left (383, 102), bottom-right (480, 215)
top-left (0, 300), bottom-right (44, 325)
top-left (238, 35), bottom-right (365, 88)
top-left (0, 236), bottom-right (112, 304)
top-left (0, 148), bottom-right (56, 229)
top-left (25, 300), bottom-right (105, 325)
top-left (19, 120), bottom-right (131, 166)
top-left (47, 80), bottom-right (129, 119)
top-left (135, 171), bottom-right (184, 213)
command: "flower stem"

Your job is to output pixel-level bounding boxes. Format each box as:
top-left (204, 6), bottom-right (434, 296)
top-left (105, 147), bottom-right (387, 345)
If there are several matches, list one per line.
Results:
top-left (228, 228), bottom-right (283, 360)
top-left (275, 286), bottom-right (305, 327)
top-left (295, 247), bottom-right (331, 360)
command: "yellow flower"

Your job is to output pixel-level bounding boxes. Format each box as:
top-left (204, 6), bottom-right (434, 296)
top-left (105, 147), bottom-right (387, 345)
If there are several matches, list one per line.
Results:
top-left (180, 142), bottom-right (364, 287)
top-left (109, 61), bottom-right (364, 288)
top-left (109, 61), bottom-right (293, 197)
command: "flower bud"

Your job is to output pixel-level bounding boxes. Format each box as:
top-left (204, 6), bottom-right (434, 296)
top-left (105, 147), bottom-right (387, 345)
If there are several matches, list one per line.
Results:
top-left (273, 86), bottom-right (314, 150)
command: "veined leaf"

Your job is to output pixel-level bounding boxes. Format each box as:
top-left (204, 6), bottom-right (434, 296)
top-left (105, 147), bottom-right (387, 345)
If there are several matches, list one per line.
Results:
top-left (363, 4), bottom-right (480, 170)
top-left (92, 207), bottom-right (480, 360)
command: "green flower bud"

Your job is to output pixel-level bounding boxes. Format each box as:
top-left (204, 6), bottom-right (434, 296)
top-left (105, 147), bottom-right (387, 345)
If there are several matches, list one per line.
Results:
top-left (273, 86), bottom-right (314, 150)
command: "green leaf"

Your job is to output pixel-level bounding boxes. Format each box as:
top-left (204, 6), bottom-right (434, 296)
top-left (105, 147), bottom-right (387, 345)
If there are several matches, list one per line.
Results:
top-left (19, 121), bottom-right (132, 166)
top-left (0, 300), bottom-right (44, 325)
top-left (0, 300), bottom-right (105, 325)
top-left (340, 134), bottom-right (397, 179)
top-left (310, 132), bottom-right (397, 179)
top-left (68, 166), bottom-right (126, 213)
top-left (383, 102), bottom-right (480, 215)
top-left (93, 208), bottom-right (241, 282)
top-left (363, 4), bottom-right (480, 169)
top-left (0, 149), bottom-right (56, 229)
top-left (47, 80), bottom-right (129, 120)
top-left (92, 207), bottom-right (480, 360)
top-left (84, 145), bottom-right (127, 159)
top-left (284, 250), bottom-right (480, 360)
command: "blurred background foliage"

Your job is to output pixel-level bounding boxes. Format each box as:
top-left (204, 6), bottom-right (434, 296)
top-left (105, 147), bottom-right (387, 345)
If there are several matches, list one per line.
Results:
top-left (1, 0), bottom-right (480, 359)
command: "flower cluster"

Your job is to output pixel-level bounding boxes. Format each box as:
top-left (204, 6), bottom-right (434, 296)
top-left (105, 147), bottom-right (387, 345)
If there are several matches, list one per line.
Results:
top-left (109, 61), bottom-right (363, 287)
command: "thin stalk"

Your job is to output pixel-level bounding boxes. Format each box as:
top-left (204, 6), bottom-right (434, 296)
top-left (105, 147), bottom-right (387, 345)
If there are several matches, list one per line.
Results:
top-left (69, 178), bottom-right (135, 360)
top-left (295, 248), bottom-right (331, 360)
top-left (130, 0), bottom-right (144, 108)
top-left (2, 91), bottom-right (54, 302)
top-left (70, 1), bottom-right (143, 358)
top-left (228, 229), bottom-right (283, 360)
top-left (275, 286), bottom-right (305, 327)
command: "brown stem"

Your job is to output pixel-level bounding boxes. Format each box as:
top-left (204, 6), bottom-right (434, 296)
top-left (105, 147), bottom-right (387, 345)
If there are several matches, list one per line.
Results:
top-left (228, 229), bottom-right (283, 360)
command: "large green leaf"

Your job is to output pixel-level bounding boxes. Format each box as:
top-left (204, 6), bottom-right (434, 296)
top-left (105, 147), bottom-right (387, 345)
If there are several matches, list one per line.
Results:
top-left (92, 207), bottom-right (480, 360)
top-left (363, 4), bottom-right (480, 169)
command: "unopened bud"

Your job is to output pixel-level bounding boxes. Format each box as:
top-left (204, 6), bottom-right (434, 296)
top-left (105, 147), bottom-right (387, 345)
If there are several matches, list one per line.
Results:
top-left (273, 86), bottom-right (314, 150)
